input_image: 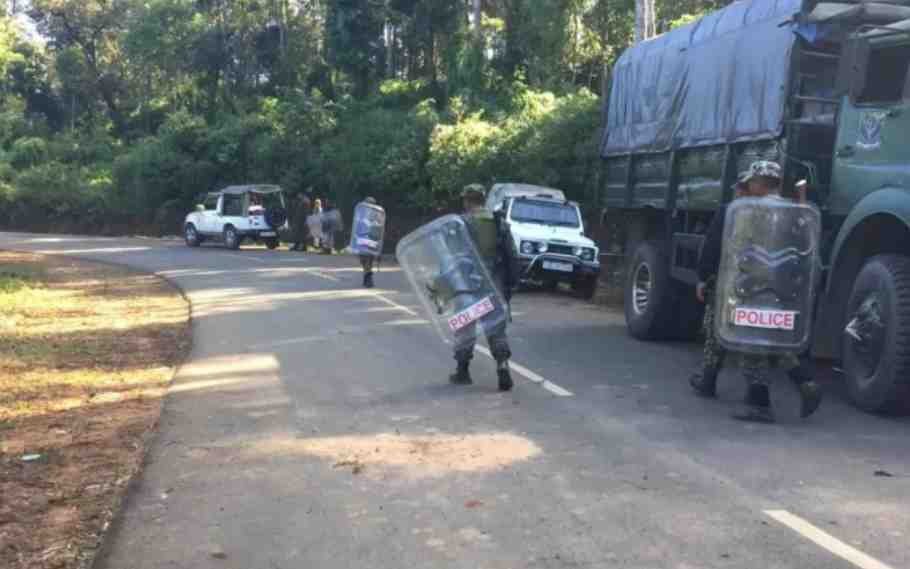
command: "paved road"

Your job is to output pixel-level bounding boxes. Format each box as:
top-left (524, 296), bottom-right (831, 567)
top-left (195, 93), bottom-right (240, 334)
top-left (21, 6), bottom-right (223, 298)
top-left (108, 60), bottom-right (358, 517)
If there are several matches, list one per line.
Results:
top-left (2, 232), bottom-right (909, 569)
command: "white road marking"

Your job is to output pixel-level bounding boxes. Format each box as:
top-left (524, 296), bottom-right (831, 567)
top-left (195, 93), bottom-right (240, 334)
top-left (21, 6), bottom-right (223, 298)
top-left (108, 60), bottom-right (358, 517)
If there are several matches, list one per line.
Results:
top-left (371, 292), bottom-right (573, 397)
top-left (224, 252), bottom-right (268, 264)
top-left (764, 510), bottom-right (896, 569)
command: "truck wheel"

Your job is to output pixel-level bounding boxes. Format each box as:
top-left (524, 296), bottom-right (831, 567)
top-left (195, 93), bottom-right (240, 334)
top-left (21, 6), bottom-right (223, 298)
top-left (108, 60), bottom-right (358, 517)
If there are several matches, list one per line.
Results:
top-left (843, 255), bottom-right (910, 414)
top-left (572, 275), bottom-right (598, 300)
top-left (265, 238), bottom-right (280, 250)
top-left (223, 226), bottom-right (241, 250)
top-left (624, 241), bottom-right (675, 340)
top-left (184, 224), bottom-right (201, 247)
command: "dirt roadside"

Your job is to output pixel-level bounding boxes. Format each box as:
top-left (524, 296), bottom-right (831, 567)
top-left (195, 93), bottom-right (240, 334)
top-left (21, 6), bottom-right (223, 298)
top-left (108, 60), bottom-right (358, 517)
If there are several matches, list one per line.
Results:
top-left (0, 251), bottom-right (191, 569)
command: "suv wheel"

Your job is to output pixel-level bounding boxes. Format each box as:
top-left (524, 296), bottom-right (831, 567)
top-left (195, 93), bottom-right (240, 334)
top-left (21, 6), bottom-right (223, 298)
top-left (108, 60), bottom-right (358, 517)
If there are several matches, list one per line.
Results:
top-left (265, 238), bottom-right (280, 250)
top-left (843, 254), bottom-right (910, 414)
top-left (223, 226), bottom-right (241, 250)
top-left (185, 224), bottom-right (201, 247)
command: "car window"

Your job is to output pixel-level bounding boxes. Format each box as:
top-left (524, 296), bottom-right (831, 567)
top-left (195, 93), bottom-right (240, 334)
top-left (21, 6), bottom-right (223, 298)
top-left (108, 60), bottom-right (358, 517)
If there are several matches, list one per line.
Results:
top-left (223, 194), bottom-right (244, 216)
top-left (510, 200), bottom-right (580, 227)
top-left (203, 195), bottom-right (219, 210)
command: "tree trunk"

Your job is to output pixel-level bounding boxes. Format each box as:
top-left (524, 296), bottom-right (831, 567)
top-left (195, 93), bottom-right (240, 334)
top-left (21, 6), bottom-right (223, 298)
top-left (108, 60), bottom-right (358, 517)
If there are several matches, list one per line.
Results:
top-left (634, 0), bottom-right (656, 43)
top-left (472, 0), bottom-right (482, 45)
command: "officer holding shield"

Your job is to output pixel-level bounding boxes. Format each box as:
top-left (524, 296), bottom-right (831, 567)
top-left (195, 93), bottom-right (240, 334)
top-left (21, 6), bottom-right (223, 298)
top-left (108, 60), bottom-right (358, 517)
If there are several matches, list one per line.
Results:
top-left (690, 161), bottom-right (822, 423)
top-left (351, 197), bottom-right (386, 288)
top-left (450, 184), bottom-right (515, 391)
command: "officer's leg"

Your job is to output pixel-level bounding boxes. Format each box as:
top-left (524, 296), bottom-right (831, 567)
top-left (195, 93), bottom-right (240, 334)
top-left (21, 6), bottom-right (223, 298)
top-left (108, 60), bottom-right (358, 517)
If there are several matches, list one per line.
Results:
top-left (782, 354), bottom-right (822, 418)
top-left (732, 354), bottom-right (774, 423)
top-left (360, 256), bottom-right (374, 288)
top-left (689, 287), bottom-right (727, 398)
top-left (450, 323), bottom-right (476, 385)
top-left (485, 321), bottom-right (513, 392)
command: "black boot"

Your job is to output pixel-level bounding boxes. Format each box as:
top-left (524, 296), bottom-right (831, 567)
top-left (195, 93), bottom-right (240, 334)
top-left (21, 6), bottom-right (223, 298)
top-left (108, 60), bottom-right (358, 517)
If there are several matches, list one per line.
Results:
top-left (689, 369), bottom-right (718, 398)
top-left (497, 361), bottom-right (513, 392)
top-left (732, 384), bottom-right (774, 423)
top-left (788, 368), bottom-right (822, 418)
top-left (363, 272), bottom-right (374, 289)
top-left (449, 361), bottom-right (472, 385)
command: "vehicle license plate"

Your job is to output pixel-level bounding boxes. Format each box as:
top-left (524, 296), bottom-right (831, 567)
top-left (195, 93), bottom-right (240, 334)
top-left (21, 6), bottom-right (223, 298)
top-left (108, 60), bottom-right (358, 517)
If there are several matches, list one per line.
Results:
top-left (732, 307), bottom-right (798, 330)
top-left (542, 260), bottom-right (573, 273)
top-left (357, 237), bottom-right (379, 248)
top-left (260, 231), bottom-right (276, 237)
top-left (447, 296), bottom-right (496, 332)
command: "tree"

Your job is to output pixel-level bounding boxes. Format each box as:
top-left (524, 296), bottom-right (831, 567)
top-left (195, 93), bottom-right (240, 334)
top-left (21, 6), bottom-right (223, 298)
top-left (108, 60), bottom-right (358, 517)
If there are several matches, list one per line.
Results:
top-left (634, 0), bottom-right (655, 42)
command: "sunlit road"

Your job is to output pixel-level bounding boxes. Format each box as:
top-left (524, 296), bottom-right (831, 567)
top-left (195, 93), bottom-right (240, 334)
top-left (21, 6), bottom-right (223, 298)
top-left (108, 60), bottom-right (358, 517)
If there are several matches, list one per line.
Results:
top-left (2, 232), bottom-right (908, 569)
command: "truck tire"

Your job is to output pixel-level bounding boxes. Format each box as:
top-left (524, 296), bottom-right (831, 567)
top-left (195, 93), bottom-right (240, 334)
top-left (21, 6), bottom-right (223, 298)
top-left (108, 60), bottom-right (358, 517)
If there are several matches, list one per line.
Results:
top-left (223, 226), bottom-right (241, 250)
top-left (843, 255), bottom-right (910, 414)
top-left (624, 241), bottom-right (676, 340)
top-left (184, 224), bottom-right (201, 247)
top-left (265, 238), bottom-right (280, 250)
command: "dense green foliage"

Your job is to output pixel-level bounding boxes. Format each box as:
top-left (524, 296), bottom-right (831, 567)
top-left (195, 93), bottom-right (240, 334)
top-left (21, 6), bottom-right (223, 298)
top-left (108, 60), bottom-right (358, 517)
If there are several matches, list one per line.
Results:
top-left (0, 0), bottom-right (727, 234)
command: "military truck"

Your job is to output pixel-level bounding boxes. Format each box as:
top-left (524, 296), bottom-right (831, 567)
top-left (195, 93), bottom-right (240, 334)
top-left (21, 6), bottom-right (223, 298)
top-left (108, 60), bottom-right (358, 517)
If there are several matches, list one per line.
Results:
top-left (601, 0), bottom-right (910, 413)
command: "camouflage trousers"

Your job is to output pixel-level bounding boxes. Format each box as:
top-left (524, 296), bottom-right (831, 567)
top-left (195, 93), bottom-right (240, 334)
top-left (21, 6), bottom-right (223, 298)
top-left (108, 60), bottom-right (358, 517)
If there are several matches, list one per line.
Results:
top-left (702, 284), bottom-right (800, 388)
top-left (454, 321), bottom-right (511, 364)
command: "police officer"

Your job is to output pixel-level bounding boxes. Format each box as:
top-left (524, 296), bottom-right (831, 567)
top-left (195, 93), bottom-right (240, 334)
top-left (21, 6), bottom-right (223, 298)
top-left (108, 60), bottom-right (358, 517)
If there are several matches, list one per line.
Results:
top-left (290, 192), bottom-right (312, 251)
top-left (689, 161), bottom-right (822, 423)
top-left (450, 184), bottom-right (515, 392)
top-left (359, 197), bottom-right (380, 288)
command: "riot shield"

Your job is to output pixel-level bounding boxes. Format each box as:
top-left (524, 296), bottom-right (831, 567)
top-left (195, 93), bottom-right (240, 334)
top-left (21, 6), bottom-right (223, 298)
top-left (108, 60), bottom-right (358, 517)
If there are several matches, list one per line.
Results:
top-left (396, 215), bottom-right (508, 349)
top-left (349, 202), bottom-right (386, 256)
top-left (715, 196), bottom-right (821, 355)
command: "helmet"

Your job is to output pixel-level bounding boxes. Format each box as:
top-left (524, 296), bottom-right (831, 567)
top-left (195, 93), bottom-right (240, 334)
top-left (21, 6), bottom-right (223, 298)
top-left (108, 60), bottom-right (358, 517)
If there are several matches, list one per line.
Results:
top-left (364, 196), bottom-right (377, 205)
top-left (461, 184), bottom-right (486, 200)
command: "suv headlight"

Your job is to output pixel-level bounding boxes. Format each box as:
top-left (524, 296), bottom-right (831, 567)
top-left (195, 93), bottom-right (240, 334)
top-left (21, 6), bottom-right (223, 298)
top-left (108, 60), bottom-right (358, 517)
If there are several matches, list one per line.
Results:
top-left (538, 242), bottom-right (548, 253)
top-left (520, 241), bottom-right (535, 255)
top-left (580, 248), bottom-right (596, 262)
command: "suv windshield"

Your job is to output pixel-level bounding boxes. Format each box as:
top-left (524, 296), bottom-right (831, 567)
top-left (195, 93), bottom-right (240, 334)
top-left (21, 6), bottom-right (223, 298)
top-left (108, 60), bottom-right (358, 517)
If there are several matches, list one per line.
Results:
top-left (510, 200), bottom-right (580, 227)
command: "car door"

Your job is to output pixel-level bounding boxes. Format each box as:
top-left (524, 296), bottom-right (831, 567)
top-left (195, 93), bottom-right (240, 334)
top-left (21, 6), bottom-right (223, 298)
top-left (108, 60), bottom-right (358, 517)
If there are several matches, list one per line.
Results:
top-left (198, 194), bottom-right (220, 234)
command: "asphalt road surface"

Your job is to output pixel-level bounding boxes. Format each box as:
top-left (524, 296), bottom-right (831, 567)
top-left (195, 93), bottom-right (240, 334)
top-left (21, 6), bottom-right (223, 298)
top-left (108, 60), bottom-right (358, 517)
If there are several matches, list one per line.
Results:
top-left (2, 232), bottom-right (908, 569)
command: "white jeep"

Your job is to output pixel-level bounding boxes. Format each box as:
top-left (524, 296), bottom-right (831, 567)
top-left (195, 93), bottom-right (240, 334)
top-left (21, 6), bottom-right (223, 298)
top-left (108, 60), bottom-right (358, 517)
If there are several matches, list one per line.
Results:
top-left (184, 185), bottom-right (288, 250)
top-left (494, 190), bottom-right (600, 298)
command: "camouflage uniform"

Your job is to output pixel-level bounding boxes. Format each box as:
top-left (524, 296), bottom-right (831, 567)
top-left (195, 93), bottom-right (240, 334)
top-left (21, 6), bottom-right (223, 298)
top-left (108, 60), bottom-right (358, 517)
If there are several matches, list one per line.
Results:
top-left (694, 160), bottom-right (821, 421)
top-left (450, 184), bottom-right (515, 391)
top-left (700, 279), bottom-right (727, 377)
top-left (453, 205), bottom-right (512, 365)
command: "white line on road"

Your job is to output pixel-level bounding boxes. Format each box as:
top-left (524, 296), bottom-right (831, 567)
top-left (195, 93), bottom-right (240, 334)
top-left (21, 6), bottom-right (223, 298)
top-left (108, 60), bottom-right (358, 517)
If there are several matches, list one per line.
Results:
top-left (371, 292), bottom-right (574, 397)
top-left (764, 510), bottom-right (896, 569)
top-left (224, 252), bottom-right (268, 264)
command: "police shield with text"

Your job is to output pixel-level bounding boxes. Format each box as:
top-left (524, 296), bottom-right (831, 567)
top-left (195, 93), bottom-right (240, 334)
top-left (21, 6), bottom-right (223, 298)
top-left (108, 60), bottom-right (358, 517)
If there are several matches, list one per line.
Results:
top-left (715, 187), bottom-right (823, 422)
top-left (396, 185), bottom-right (515, 391)
top-left (350, 197), bottom-right (386, 288)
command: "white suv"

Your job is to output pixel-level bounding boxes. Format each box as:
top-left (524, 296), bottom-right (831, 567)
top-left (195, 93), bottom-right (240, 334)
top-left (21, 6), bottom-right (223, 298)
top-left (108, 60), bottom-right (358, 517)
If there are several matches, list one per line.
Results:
top-left (184, 185), bottom-right (288, 250)
top-left (501, 195), bottom-right (600, 298)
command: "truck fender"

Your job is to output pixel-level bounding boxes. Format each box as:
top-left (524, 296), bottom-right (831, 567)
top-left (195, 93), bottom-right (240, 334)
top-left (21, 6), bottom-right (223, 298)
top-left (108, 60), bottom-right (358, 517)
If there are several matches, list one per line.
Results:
top-left (826, 187), bottom-right (910, 296)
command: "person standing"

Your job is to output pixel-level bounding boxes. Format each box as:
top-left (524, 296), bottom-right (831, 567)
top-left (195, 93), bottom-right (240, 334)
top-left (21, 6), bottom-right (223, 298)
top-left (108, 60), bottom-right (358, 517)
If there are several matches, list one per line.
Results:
top-left (449, 184), bottom-right (516, 392)
top-left (290, 192), bottom-right (312, 251)
top-left (354, 197), bottom-right (384, 288)
top-left (689, 161), bottom-right (822, 423)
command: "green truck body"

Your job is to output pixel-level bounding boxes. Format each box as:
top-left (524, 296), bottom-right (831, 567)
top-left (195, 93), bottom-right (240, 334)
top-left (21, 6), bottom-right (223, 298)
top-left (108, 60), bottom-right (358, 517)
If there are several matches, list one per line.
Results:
top-left (601, 0), bottom-right (910, 412)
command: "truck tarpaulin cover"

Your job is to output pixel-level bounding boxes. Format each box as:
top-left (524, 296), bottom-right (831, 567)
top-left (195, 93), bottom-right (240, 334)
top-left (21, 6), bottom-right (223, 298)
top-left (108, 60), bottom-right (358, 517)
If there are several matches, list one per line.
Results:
top-left (601, 0), bottom-right (802, 157)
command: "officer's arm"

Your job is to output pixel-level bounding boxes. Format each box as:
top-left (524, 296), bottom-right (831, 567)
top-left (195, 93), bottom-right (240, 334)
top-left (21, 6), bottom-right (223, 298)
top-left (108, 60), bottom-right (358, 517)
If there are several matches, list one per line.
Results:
top-left (697, 206), bottom-right (725, 283)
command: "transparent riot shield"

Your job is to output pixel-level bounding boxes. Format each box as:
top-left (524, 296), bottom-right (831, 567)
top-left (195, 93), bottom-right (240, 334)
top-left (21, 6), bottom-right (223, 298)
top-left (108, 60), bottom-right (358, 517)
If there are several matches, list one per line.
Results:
top-left (349, 202), bottom-right (386, 256)
top-left (396, 215), bottom-right (508, 349)
top-left (715, 196), bottom-right (821, 355)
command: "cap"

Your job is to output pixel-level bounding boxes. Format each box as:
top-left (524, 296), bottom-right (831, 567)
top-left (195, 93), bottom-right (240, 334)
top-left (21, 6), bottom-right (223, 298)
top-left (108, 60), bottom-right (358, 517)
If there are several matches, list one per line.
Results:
top-left (732, 160), bottom-right (782, 189)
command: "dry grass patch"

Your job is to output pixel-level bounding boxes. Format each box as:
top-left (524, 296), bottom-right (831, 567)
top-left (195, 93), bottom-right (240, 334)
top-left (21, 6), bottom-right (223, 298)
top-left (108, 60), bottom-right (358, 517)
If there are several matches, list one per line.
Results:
top-left (0, 251), bottom-right (191, 569)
